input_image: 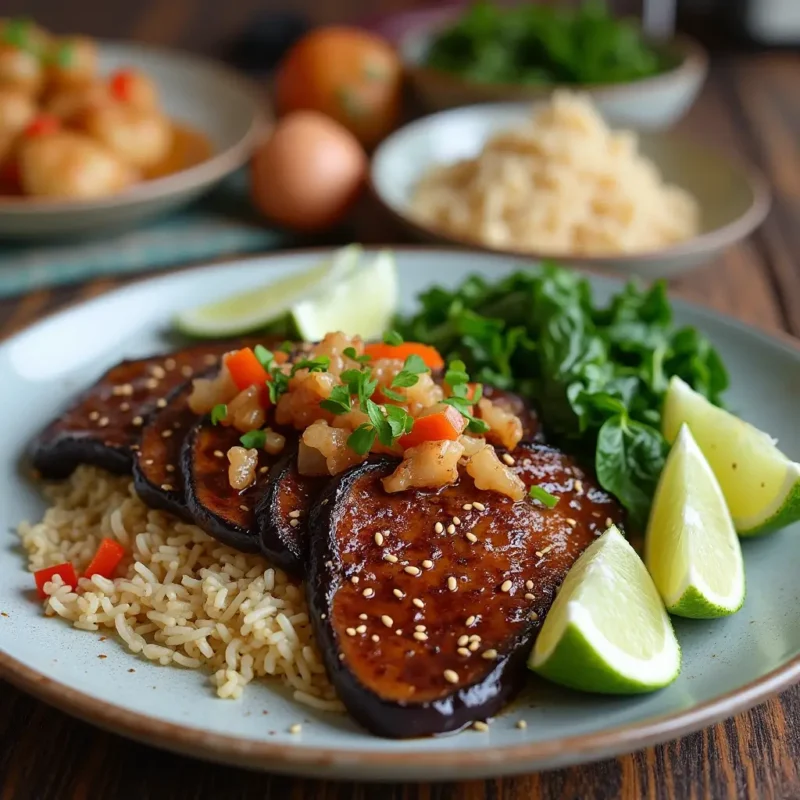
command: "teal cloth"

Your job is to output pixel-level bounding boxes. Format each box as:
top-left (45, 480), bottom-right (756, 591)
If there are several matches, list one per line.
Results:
top-left (0, 171), bottom-right (289, 299)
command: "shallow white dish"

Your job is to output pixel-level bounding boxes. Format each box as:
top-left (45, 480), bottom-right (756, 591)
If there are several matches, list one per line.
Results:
top-left (0, 42), bottom-right (265, 240)
top-left (0, 248), bottom-right (798, 781)
top-left (370, 103), bottom-right (771, 279)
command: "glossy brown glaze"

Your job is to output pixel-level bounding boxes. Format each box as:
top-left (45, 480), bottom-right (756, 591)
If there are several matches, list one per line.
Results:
top-left (308, 442), bottom-right (624, 738)
top-left (256, 449), bottom-right (326, 576)
top-left (182, 420), bottom-right (290, 553)
top-left (132, 378), bottom-right (200, 519)
top-left (30, 343), bottom-right (234, 479)
top-left (479, 385), bottom-right (543, 442)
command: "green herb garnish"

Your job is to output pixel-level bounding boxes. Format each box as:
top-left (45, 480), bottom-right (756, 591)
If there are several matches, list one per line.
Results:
top-left (341, 367), bottom-right (378, 411)
top-left (529, 486), bottom-right (559, 508)
top-left (240, 429), bottom-right (266, 449)
top-left (291, 355), bottom-right (330, 376)
top-left (442, 359), bottom-right (487, 433)
top-left (347, 424), bottom-right (376, 455)
top-left (390, 354), bottom-right (429, 390)
top-left (343, 346), bottom-right (372, 364)
top-left (210, 404), bottom-right (227, 425)
top-left (320, 384), bottom-right (352, 415)
top-left (383, 330), bottom-right (404, 346)
top-left (254, 345), bottom-right (274, 371)
top-left (279, 341), bottom-right (294, 354)
top-left (267, 370), bottom-right (289, 405)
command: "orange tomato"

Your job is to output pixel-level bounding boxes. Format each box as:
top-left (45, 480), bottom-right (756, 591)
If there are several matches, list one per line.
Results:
top-left (275, 26), bottom-right (402, 148)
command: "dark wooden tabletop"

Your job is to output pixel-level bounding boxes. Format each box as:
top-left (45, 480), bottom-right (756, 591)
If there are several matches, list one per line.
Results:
top-left (1, 2), bottom-right (799, 798)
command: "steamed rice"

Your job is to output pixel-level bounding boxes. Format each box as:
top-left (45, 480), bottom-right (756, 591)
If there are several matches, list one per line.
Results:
top-left (17, 465), bottom-right (342, 709)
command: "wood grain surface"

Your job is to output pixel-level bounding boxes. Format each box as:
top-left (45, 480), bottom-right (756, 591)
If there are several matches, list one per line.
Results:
top-left (0, 2), bottom-right (799, 798)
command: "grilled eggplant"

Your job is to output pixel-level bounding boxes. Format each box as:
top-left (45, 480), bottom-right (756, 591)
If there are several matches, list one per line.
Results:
top-left (256, 449), bottom-right (326, 576)
top-left (182, 419), bottom-right (295, 552)
top-left (31, 342), bottom-right (239, 479)
top-left (307, 442), bottom-right (624, 738)
top-left (132, 378), bottom-right (199, 519)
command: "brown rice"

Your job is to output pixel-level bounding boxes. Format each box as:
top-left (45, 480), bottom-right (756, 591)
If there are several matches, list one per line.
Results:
top-left (17, 465), bottom-right (342, 710)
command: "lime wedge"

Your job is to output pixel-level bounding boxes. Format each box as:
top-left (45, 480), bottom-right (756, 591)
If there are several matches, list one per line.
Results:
top-left (663, 376), bottom-right (800, 537)
top-left (291, 250), bottom-right (398, 341)
top-left (645, 424), bottom-right (745, 618)
top-left (529, 526), bottom-right (681, 694)
top-left (172, 244), bottom-right (362, 338)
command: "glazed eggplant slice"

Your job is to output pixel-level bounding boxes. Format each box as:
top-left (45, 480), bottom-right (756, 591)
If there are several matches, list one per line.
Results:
top-left (256, 449), bottom-right (326, 576)
top-left (30, 342), bottom-right (242, 479)
top-left (182, 419), bottom-right (294, 552)
top-left (479, 385), bottom-right (543, 443)
top-left (307, 442), bottom-right (624, 738)
top-left (132, 378), bottom-right (200, 519)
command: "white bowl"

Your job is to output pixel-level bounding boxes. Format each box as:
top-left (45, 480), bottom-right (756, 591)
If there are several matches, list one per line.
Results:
top-left (370, 102), bottom-right (771, 280)
top-left (0, 42), bottom-right (266, 240)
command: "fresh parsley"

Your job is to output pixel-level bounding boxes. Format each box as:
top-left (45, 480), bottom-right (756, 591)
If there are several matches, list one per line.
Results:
top-left (254, 345), bottom-right (274, 371)
top-left (240, 429), bottom-right (266, 449)
top-left (267, 370), bottom-right (289, 405)
top-left (442, 359), bottom-right (488, 434)
top-left (529, 486), bottom-right (560, 508)
top-left (210, 404), bottom-right (227, 425)
top-left (347, 424), bottom-right (376, 456)
top-left (390, 354), bottom-right (430, 390)
top-left (291, 355), bottom-right (330, 376)
top-left (319, 384), bottom-right (352, 415)
top-left (383, 330), bottom-right (404, 346)
top-left (341, 368), bottom-right (378, 411)
top-left (343, 346), bottom-right (372, 364)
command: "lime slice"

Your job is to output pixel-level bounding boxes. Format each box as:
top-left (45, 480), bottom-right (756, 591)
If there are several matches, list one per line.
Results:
top-left (645, 424), bottom-right (745, 618)
top-left (291, 250), bottom-right (398, 341)
top-left (172, 244), bottom-right (362, 338)
top-left (663, 376), bottom-right (800, 537)
top-left (529, 526), bottom-right (681, 694)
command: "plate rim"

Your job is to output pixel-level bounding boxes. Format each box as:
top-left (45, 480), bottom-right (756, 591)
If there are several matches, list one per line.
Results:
top-left (0, 41), bottom-right (267, 216)
top-left (1, 245), bottom-right (798, 778)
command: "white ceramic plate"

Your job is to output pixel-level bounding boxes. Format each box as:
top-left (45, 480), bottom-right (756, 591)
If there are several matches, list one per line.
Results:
top-left (370, 104), bottom-right (771, 279)
top-left (0, 248), bottom-right (798, 781)
top-left (0, 42), bottom-right (265, 239)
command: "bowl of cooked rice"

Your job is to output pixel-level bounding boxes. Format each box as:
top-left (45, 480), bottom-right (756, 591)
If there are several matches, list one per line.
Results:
top-left (369, 94), bottom-right (770, 278)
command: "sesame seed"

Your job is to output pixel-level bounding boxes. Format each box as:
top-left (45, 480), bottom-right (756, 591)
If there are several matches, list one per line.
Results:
top-left (166, 465), bottom-right (175, 473)
top-left (446, 524), bottom-right (456, 535)
top-left (465, 615), bottom-right (476, 626)
top-left (350, 576), bottom-right (359, 585)
top-left (592, 511), bottom-right (602, 518)
top-left (473, 501), bottom-right (486, 511)
top-left (458, 635), bottom-right (469, 647)
top-left (381, 615), bottom-right (394, 628)
top-left (338, 653), bottom-right (345, 661)
top-left (239, 504), bottom-right (249, 511)
top-left (346, 627), bottom-right (356, 636)
top-left (371, 634), bottom-right (380, 643)
top-left (289, 510), bottom-right (301, 519)
top-left (404, 566), bottom-right (421, 576)
top-left (259, 466), bottom-right (268, 473)
top-left (502, 453), bottom-right (515, 466)
top-left (181, 366), bottom-right (193, 378)
top-left (566, 518), bottom-right (577, 527)
top-left (473, 721), bottom-right (489, 732)
top-left (165, 358), bottom-right (176, 370)
top-left (214, 450), bottom-right (224, 458)
top-left (289, 519), bottom-right (300, 528)
top-left (452, 516), bottom-right (461, 526)
top-left (289, 723), bottom-right (302, 734)
top-left (145, 459), bottom-right (154, 466)
top-left (172, 421), bottom-right (181, 430)
top-left (457, 647), bottom-right (471, 657)
top-left (482, 649), bottom-right (498, 660)
top-left (465, 532), bottom-right (478, 543)
top-left (469, 634), bottom-right (481, 642)
top-left (468, 641), bottom-right (480, 652)
top-left (415, 624), bottom-right (426, 632)
top-left (374, 532), bottom-right (384, 546)
top-left (434, 522), bottom-right (444, 534)
top-left (500, 580), bottom-right (512, 593)
top-left (412, 598), bottom-right (425, 609)
top-left (359, 613), bottom-right (368, 620)
top-left (120, 402), bottom-right (131, 411)
top-left (395, 630), bottom-right (403, 636)
top-left (145, 379), bottom-right (158, 390)
top-left (535, 551), bottom-right (543, 558)
top-left (606, 517), bottom-right (613, 527)
top-left (321, 613), bottom-right (326, 620)
top-left (462, 503), bottom-right (473, 511)
top-left (98, 416), bottom-right (109, 427)
top-left (541, 545), bottom-right (553, 555)
top-left (516, 720), bottom-right (528, 730)
top-left (530, 611), bottom-right (539, 620)
top-left (392, 589), bottom-right (405, 599)
top-left (160, 429), bottom-right (172, 438)
top-left (574, 480), bottom-right (584, 494)
top-left (89, 411), bottom-right (100, 421)
top-left (132, 416), bottom-right (144, 427)
top-left (525, 580), bottom-right (534, 590)
top-left (383, 553), bottom-right (398, 563)
top-left (413, 631), bottom-right (428, 642)
top-left (362, 588), bottom-right (374, 598)
top-left (421, 559), bottom-right (433, 569)
top-left (151, 365), bottom-right (166, 379)
top-left (447, 576), bottom-right (457, 592)
top-left (524, 593), bottom-right (536, 601)
top-left (356, 625), bottom-right (367, 634)
top-left (443, 669), bottom-right (459, 684)
top-left (161, 483), bottom-right (173, 491)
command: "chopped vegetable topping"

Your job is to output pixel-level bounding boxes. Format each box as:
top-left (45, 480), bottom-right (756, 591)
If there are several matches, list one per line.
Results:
top-left (529, 486), bottom-right (560, 508)
top-left (225, 347), bottom-right (271, 393)
top-left (110, 69), bottom-right (135, 102)
top-left (398, 405), bottom-right (466, 449)
top-left (210, 403), bottom-right (227, 425)
top-left (240, 429), bottom-right (267, 449)
top-left (34, 562), bottom-right (78, 598)
top-left (363, 342), bottom-right (444, 370)
top-left (84, 538), bottom-right (126, 579)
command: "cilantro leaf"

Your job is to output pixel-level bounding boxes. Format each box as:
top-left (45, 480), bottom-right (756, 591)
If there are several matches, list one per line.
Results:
top-left (467, 417), bottom-right (490, 434)
top-left (347, 424), bottom-right (376, 455)
top-left (383, 330), bottom-right (404, 346)
top-left (344, 346), bottom-right (372, 363)
top-left (279, 341), bottom-right (294, 354)
top-left (210, 404), bottom-right (227, 425)
top-left (385, 404), bottom-right (414, 438)
top-left (391, 371), bottom-right (420, 389)
top-left (381, 386), bottom-right (407, 403)
top-left (365, 399), bottom-right (394, 447)
top-left (267, 370), bottom-right (289, 405)
top-left (254, 345), bottom-right (274, 371)
top-left (291, 355), bottom-right (330, 376)
top-left (320, 385), bottom-right (352, 415)
top-left (445, 359), bottom-right (469, 387)
top-left (402, 354), bottom-right (429, 375)
top-left (341, 368), bottom-right (378, 410)
top-left (240, 429), bottom-right (266, 449)
top-left (529, 486), bottom-right (559, 508)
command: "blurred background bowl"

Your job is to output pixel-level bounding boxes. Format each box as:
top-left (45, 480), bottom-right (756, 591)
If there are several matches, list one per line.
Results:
top-left (370, 102), bottom-right (770, 279)
top-left (0, 42), bottom-right (265, 240)
top-left (384, 5), bottom-right (707, 130)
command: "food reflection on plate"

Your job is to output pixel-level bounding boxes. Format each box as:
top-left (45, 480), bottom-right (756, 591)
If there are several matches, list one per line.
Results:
top-left (0, 18), bottom-right (213, 201)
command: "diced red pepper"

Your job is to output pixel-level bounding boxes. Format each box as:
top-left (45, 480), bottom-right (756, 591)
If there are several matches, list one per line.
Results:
top-left (34, 562), bottom-right (78, 599)
top-left (363, 342), bottom-right (444, 370)
top-left (109, 69), bottom-right (135, 102)
top-left (23, 114), bottom-right (60, 138)
top-left (84, 538), bottom-right (126, 580)
top-left (398, 405), bottom-right (466, 449)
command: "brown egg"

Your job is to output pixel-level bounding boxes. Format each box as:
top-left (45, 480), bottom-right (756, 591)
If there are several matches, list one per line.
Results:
top-left (251, 110), bottom-right (366, 232)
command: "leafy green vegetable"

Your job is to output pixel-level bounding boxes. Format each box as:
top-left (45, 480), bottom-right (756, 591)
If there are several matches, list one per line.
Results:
top-left (396, 262), bottom-right (728, 528)
top-left (424, 0), bottom-right (670, 87)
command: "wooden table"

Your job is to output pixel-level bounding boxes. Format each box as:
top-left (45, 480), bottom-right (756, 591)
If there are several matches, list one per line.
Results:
top-left (1, 3), bottom-right (800, 798)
